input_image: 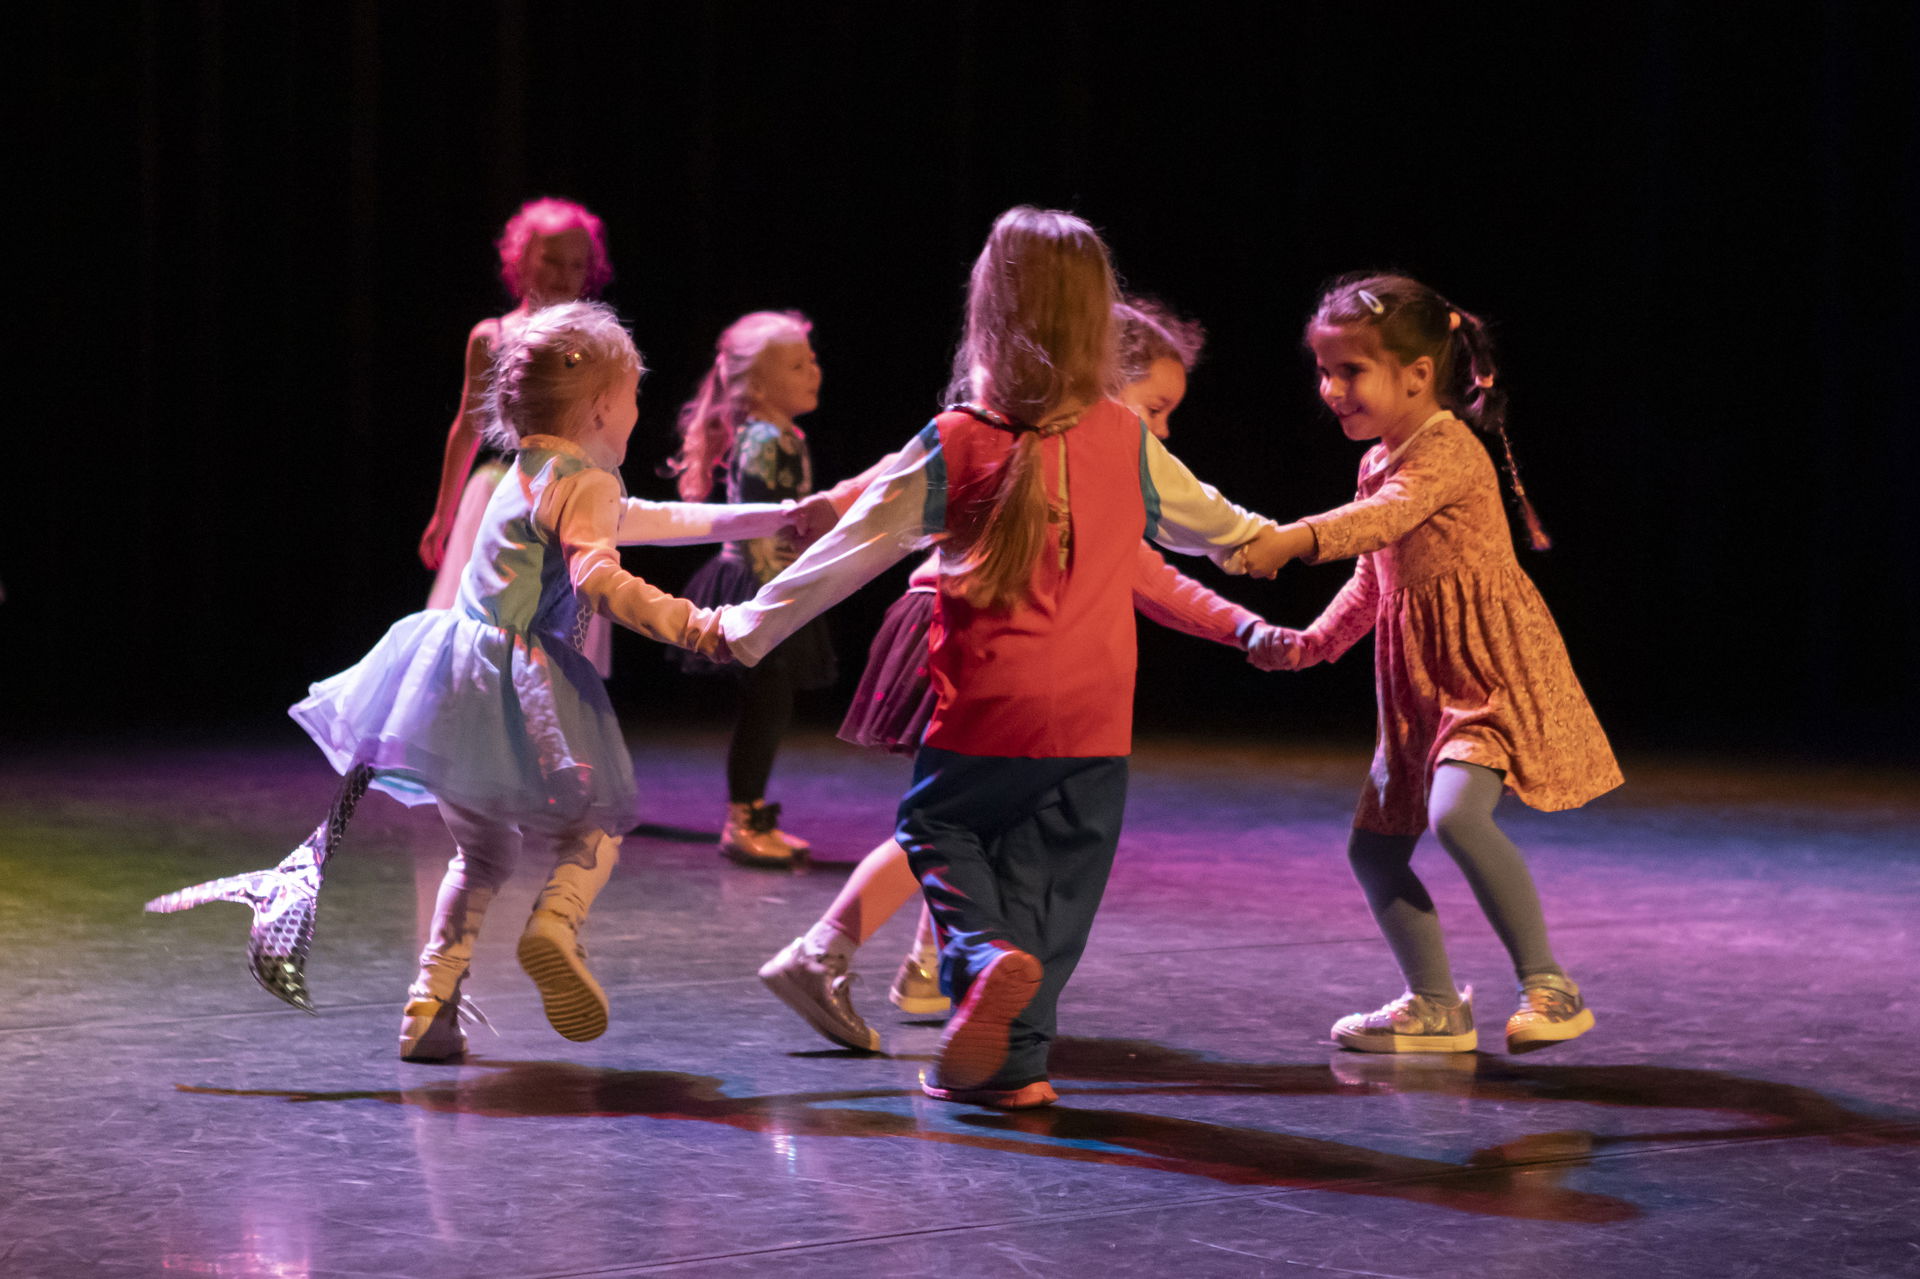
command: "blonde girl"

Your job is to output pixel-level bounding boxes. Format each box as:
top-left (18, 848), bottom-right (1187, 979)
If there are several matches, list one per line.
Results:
top-left (668, 311), bottom-right (833, 867)
top-left (295, 301), bottom-right (813, 1061)
top-left (420, 199), bottom-right (616, 676)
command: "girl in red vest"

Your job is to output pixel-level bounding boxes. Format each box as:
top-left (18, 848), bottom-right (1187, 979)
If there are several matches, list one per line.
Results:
top-left (719, 208), bottom-right (1287, 1106)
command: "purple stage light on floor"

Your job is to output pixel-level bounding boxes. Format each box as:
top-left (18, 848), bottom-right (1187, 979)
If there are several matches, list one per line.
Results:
top-left (143, 764), bottom-right (374, 1012)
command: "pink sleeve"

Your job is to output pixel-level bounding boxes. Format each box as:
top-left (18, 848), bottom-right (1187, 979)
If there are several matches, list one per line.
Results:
top-left (1301, 427), bottom-right (1475, 565)
top-left (1131, 543), bottom-right (1259, 648)
top-left (1294, 554), bottom-right (1379, 665)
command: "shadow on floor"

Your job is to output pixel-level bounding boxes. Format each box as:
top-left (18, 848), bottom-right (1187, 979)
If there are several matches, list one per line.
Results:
top-left (172, 1053), bottom-right (1645, 1224)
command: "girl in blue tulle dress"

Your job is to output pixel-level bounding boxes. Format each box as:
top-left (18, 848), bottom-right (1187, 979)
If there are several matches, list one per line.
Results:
top-left (293, 301), bottom-right (817, 1061)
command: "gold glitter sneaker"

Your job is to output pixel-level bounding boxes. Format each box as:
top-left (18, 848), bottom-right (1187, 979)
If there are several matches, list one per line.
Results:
top-left (1506, 973), bottom-right (1594, 1054)
top-left (758, 936), bottom-right (881, 1052)
top-left (1332, 988), bottom-right (1477, 1053)
top-left (889, 950), bottom-right (950, 1015)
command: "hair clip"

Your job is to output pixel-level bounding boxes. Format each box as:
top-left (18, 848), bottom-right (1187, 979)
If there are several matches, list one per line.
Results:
top-left (562, 348), bottom-right (585, 368)
top-left (1448, 311), bottom-right (1462, 332)
top-left (1356, 288), bottom-right (1385, 315)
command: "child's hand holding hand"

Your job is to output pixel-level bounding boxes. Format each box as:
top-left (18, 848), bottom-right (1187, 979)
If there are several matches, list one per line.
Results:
top-left (1246, 624), bottom-right (1315, 672)
top-left (1233, 521), bottom-right (1316, 580)
top-left (784, 493), bottom-right (840, 548)
top-left (687, 607), bottom-right (734, 664)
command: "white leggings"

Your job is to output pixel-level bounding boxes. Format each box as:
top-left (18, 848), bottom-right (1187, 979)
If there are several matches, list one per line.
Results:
top-left (414, 800), bottom-right (621, 1001)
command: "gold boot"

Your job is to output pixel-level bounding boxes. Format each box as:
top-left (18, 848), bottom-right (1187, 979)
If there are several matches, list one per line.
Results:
top-left (721, 800), bottom-right (797, 867)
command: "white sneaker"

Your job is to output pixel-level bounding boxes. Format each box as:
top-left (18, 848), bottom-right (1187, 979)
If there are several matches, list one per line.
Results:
top-left (1332, 988), bottom-right (1477, 1054)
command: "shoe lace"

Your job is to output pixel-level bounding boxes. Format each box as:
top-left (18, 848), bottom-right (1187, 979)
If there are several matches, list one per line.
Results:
top-left (453, 993), bottom-right (498, 1036)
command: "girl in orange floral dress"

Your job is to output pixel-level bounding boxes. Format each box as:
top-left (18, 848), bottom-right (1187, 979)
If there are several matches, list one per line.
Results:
top-left (1244, 273), bottom-right (1621, 1057)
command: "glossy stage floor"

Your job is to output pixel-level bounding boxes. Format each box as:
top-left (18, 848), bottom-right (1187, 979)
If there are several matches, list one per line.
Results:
top-left (2, 730), bottom-right (1916, 1278)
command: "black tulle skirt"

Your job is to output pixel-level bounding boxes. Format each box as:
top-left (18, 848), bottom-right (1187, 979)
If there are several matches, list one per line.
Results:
top-left (836, 590), bottom-right (936, 755)
top-left (676, 552), bottom-right (838, 690)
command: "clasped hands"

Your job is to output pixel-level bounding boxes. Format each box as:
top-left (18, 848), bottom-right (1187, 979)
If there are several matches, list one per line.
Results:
top-left (782, 492), bottom-right (842, 548)
top-left (1225, 520), bottom-right (1315, 580)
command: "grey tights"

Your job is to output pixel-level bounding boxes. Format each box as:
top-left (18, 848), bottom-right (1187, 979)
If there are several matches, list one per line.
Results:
top-left (1347, 761), bottom-right (1564, 1002)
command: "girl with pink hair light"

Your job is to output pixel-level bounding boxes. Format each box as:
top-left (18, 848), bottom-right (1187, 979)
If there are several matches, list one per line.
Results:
top-left (419, 199), bottom-right (616, 672)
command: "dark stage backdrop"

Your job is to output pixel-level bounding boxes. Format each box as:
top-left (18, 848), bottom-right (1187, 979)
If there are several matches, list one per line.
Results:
top-left (12, 4), bottom-right (1918, 762)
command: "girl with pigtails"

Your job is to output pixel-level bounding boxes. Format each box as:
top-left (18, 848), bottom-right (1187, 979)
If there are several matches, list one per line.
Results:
top-left (717, 208), bottom-right (1281, 1107)
top-left (667, 312), bottom-right (835, 867)
top-left (1240, 273), bottom-right (1621, 1057)
top-left (293, 301), bottom-right (821, 1062)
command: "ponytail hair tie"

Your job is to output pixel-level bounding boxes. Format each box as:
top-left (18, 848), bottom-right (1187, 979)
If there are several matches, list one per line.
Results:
top-left (1448, 310), bottom-right (1462, 332)
top-left (1474, 373), bottom-right (1496, 389)
top-left (1356, 288), bottom-right (1385, 315)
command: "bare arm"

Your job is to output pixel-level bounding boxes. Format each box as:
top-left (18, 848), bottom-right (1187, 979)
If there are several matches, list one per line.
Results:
top-left (419, 318), bottom-right (501, 570)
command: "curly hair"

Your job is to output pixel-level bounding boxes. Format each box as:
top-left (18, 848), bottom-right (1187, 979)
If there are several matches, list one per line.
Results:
top-left (496, 198), bottom-right (614, 302)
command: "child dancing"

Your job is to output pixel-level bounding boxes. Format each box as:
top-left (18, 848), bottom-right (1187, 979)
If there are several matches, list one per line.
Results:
top-left (720, 209), bottom-right (1280, 1106)
top-left (294, 301), bottom-right (813, 1061)
top-left (757, 297), bottom-right (1274, 1054)
top-left (667, 312), bottom-right (834, 867)
top-left (1243, 273), bottom-right (1621, 1055)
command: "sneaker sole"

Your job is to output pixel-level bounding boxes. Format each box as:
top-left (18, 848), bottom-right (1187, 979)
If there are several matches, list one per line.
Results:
top-left (1507, 1007), bottom-right (1595, 1054)
top-left (758, 966), bottom-right (881, 1052)
top-left (399, 1037), bottom-right (467, 1063)
top-left (935, 950), bottom-right (1042, 1090)
top-left (1333, 1027), bottom-right (1479, 1054)
top-left (922, 1079), bottom-right (1057, 1109)
top-left (719, 842), bottom-right (798, 869)
top-left (517, 931), bottom-right (609, 1042)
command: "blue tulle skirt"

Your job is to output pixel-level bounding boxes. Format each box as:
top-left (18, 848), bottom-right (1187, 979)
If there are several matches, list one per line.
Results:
top-left (290, 609), bottom-right (637, 833)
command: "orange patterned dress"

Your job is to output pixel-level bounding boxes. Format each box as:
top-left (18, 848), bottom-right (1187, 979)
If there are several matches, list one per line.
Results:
top-left (1293, 412), bottom-right (1622, 835)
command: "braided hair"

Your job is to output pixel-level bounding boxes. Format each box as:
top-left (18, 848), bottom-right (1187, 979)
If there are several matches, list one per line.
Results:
top-left (1310, 273), bottom-right (1550, 550)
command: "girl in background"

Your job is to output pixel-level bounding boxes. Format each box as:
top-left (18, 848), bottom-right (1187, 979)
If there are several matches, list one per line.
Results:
top-left (668, 312), bottom-right (834, 867)
top-left (1244, 273), bottom-right (1620, 1055)
top-left (420, 198), bottom-right (616, 679)
top-left (296, 302), bottom-right (812, 1061)
top-left (720, 209), bottom-right (1283, 1106)
top-left (756, 297), bottom-right (1277, 1056)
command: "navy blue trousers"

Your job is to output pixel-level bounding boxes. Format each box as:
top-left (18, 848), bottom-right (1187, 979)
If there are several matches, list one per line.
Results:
top-left (896, 747), bottom-right (1129, 1087)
